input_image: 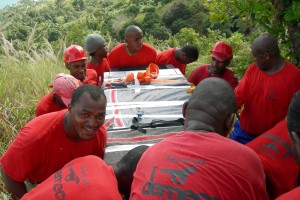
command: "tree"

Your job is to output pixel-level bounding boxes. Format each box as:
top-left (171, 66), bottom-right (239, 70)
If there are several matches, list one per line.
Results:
top-left (204, 0), bottom-right (300, 65)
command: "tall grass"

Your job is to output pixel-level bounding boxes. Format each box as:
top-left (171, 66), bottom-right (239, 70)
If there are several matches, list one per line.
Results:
top-left (0, 34), bottom-right (66, 198)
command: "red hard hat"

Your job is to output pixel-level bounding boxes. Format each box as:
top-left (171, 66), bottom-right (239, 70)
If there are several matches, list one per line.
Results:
top-left (211, 41), bottom-right (233, 61)
top-left (64, 45), bottom-right (88, 63)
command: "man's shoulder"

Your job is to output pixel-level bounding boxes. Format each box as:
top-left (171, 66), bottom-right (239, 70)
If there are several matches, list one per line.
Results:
top-left (7, 111), bottom-right (66, 151)
top-left (284, 61), bottom-right (300, 72)
top-left (110, 43), bottom-right (125, 52)
top-left (142, 43), bottom-right (157, 52)
top-left (86, 68), bottom-right (97, 74)
top-left (194, 64), bottom-right (209, 71)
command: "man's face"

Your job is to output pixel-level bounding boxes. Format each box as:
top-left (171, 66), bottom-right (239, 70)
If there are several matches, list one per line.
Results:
top-left (126, 32), bottom-right (143, 52)
top-left (178, 52), bottom-right (196, 64)
top-left (210, 57), bottom-right (229, 76)
top-left (69, 92), bottom-right (106, 140)
top-left (66, 59), bottom-right (86, 81)
top-left (289, 131), bottom-right (300, 166)
top-left (251, 47), bottom-right (269, 71)
top-left (96, 43), bottom-right (108, 58)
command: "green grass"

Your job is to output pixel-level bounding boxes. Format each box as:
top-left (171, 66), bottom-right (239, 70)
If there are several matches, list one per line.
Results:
top-left (0, 35), bottom-right (67, 198)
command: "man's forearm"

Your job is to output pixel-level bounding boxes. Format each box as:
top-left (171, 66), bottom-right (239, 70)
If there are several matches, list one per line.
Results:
top-left (1, 169), bottom-right (27, 200)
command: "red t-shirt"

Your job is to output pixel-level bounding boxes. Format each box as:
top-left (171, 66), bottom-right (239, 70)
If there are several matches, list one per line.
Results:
top-left (86, 59), bottom-right (110, 86)
top-left (130, 132), bottom-right (268, 200)
top-left (108, 43), bottom-right (157, 68)
top-left (247, 120), bottom-right (298, 199)
top-left (235, 61), bottom-right (300, 136)
top-left (276, 187), bottom-right (300, 200)
top-left (82, 68), bottom-right (98, 85)
top-left (155, 48), bottom-right (187, 75)
top-left (0, 110), bottom-right (107, 183)
top-left (187, 64), bottom-right (238, 89)
top-left (21, 155), bottom-right (122, 200)
top-left (35, 91), bottom-right (66, 117)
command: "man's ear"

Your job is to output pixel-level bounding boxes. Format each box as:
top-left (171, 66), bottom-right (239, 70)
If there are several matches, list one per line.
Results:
top-left (225, 113), bottom-right (235, 131)
top-left (68, 104), bottom-right (72, 111)
top-left (182, 101), bottom-right (188, 118)
top-left (224, 60), bottom-right (231, 67)
top-left (291, 131), bottom-right (300, 143)
top-left (65, 63), bottom-right (70, 70)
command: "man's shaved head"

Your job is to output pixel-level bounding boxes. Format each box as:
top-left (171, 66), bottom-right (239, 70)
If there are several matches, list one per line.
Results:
top-left (188, 78), bottom-right (236, 115)
top-left (184, 78), bottom-right (237, 136)
top-left (251, 33), bottom-right (280, 55)
top-left (125, 25), bottom-right (142, 38)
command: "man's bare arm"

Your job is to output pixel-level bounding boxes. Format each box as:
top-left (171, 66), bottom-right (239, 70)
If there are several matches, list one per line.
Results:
top-left (1, 167), bottom-right (27, 200)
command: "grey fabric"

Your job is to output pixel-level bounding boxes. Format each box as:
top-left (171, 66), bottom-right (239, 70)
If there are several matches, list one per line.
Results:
top-left (85, 34), bottom-right (105, 54)
top-left (103, 68), bottom-right (190, 164)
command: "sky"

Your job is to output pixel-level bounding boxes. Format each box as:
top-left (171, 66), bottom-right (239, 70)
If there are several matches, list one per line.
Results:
top-left (0, 0), bottom-right (20, 9)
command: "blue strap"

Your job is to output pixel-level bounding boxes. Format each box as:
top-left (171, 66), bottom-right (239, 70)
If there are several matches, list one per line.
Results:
top-left (230, 120), bottom-right (256, 144)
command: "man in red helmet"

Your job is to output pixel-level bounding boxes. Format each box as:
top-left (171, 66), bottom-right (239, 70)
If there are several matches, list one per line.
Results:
top-left (0, 85), bottom-right (107, 199)
top-left (230, 33), bottom-right (300, 144)
top-left (187, 41), bottom-right (238, 89)
top-left (64, 45), bottom-right (98, 85)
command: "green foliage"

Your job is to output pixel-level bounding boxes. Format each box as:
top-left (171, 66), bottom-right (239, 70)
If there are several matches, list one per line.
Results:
top-left (284, 1), bottom-right (300, 23)
top-left (203, 0), bottom-right (300, 65)
top-left (162, 3), bottom-right (192, 34)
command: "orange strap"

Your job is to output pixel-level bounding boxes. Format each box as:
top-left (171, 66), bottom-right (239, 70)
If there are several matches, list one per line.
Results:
top-left (114, 63), bottom-right (161, 83)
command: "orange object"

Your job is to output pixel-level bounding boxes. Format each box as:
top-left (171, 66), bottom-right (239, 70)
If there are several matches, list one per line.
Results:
top-left (137, 63), bottom-right (160, 83)
top-left (147, 63), bottom-right (159, 79)
top-left (125, 73), bottom-right (134, 82)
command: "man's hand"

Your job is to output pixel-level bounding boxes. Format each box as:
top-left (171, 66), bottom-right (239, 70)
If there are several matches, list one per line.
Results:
top-left (1, 166), bottom-right (27, 200)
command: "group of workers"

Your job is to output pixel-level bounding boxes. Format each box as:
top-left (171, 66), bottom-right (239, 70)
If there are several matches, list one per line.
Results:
top-left (1, 24), bottom-right (300, 200)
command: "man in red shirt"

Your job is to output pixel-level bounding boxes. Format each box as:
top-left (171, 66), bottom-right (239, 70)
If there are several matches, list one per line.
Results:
top-left (85, 34), bottom-right (110, 86)
top-left (21, 145), bottom-right (149, 200)
top-left (35, 73), bottom-right (82, 117)
top-left (230, 33), bottom-right (300, 144)
top-left (108, 25), bottom-right (157, 69)
top-left (246, 119), bottom-right (298, 199)
top-left (1, 85), bottom-right (107, 200)
top-left (155, 45), bottom-right (199, 75)
top-left (64, 45), bottom-right (98, 85)
top-left (130, 78), bottom-right (268, 200)
top-left (187, 41), bottom-right (238, 89)
top-left (275, 90), bottom-right (300, 199)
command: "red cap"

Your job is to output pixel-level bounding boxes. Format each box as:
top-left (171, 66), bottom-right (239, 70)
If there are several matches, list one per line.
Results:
top-left (64, 45), bottom-right (88, 63)
top-left (53, 73), bottom-right (82, 106)
top-left (211, 41), bottom-right (233, 61)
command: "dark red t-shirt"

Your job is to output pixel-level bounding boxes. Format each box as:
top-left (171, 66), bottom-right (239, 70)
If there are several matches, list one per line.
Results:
top-left (108, 43), bottom-right (156, 68)
top-left (155, 48), bottom-right (187, 75)
top-left (35, 91), bottom-right (66, 117)
top-left (187, 64), bottom-right (238, 89)
top-left (86, 59), bottom-right (110, 86)
top-left (247, 120), bottom-right (299, 199)
top-left (130, 131), bottom-right (268, 200)
top-left (21, 155), bottom-right (122, 200)
top-left (235, 61), bottom-right (300, 136)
